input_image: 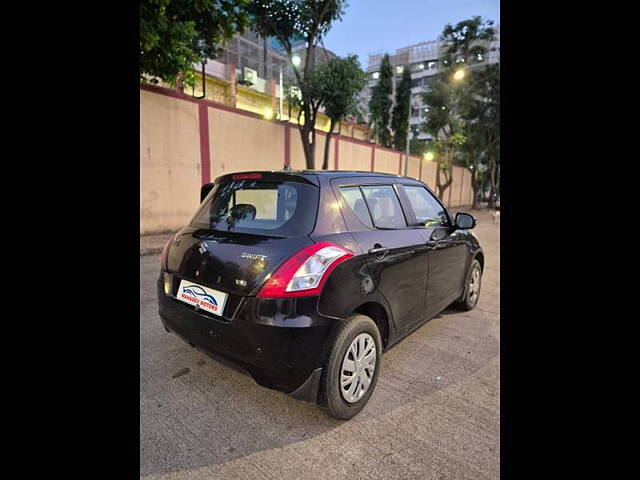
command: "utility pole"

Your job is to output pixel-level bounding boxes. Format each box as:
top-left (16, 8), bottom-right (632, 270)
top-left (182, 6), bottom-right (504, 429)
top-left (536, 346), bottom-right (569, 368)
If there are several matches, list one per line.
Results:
top-left (279, 67), bottom-right (284, 120)
top-left (404, 98), bottom-right (411, 176)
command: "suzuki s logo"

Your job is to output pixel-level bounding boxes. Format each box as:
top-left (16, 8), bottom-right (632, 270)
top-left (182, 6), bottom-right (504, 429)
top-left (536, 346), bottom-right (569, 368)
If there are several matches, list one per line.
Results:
top-left (198, 242), bottom-right (208, 255)
top-left (181, 285), bottom-right (218, 309)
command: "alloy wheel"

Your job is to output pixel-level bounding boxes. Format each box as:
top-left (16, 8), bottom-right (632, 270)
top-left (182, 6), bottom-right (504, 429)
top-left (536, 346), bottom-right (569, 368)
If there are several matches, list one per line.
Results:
top-left (468, 266), bottom-right (481, 306)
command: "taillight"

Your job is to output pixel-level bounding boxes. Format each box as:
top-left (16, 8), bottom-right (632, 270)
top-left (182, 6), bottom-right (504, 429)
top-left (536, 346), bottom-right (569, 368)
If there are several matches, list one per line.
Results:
top-left (160, 236), bottom-right (173, 270)
top-left (257, 242), bottom-right (353, 298)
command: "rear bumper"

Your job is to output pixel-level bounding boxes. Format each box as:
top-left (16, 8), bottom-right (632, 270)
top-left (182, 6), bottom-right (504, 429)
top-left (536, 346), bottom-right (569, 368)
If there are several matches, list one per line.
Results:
top-left (157, 275), bottom-right (337, 402)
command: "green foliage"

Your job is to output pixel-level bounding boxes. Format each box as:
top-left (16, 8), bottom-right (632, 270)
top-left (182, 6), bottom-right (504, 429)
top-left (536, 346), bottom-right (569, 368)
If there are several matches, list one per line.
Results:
top-left (368, 54), bottom-right (393, 147)
top-left (391, 68), bottom-right (412, 151)
top-left (421, 76), bottom-right (466, 142)
top-left (314, 55), bottom-right (366, 124)
top-left (248, 0), bottom-right (346, 49)
top-left (409, 137), bottom-right (426, 156)
top-left (459, 62), bottom-right (500, 201)
top-left (460, 64), bottom-right (500, 157)
top-left (313, 54), bottom-right (366, 168)
top-left (248, 0), bottom-right (347, 92)
top-left (353, 104), bottom-right (366, 125)
top-left (423, 15), bottom-right (496, 138)
top-left (248, 0), bottom-right (348, 169)
top-left (419, 16), bottom-right (497, 198)
top-left (439, 16), bottom-right (495, 69)
top-left (140, 0), bottom-right (249, 86)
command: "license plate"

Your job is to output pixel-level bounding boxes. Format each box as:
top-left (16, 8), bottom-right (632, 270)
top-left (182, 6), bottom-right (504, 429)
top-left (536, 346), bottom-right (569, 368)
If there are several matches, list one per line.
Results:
top-left (176, 280), bottom-right (228, 316)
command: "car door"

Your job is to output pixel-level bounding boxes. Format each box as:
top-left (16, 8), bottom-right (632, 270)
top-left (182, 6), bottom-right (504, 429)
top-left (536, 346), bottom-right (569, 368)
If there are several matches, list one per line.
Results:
top-left (396, 184), bottom-right (470, 315)
top-left (332, 177), bottom-right (428, 332)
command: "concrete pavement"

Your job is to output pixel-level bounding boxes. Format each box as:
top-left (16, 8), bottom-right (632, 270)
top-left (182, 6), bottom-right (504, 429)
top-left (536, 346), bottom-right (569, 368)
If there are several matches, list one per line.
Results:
top-left (140, 208), bottom-right (499, 479)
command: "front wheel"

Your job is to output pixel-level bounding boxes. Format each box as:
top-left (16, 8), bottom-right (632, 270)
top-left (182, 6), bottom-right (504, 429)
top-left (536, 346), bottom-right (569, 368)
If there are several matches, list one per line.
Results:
top-left (456, 258), bottom-right (482, 311)
top-left (318, 314), bottom-right (382, 420)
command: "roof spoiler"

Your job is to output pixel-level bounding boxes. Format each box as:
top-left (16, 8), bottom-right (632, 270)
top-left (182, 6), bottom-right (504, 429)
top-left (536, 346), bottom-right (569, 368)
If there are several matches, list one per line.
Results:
top-left (214, 171), bottom-right (319, 186)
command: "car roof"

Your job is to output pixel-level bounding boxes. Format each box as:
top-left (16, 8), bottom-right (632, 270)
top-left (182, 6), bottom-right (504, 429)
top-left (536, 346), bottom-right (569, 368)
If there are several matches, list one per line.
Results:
top-left (288, 170), bottom-right (402, 177)
top-left (214, 170), bottom-right (426, 188)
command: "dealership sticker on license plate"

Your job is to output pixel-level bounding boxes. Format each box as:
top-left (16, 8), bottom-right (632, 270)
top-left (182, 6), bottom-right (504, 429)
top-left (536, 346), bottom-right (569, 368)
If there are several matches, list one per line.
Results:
top-left (177, 280), bottom-right (228, 316)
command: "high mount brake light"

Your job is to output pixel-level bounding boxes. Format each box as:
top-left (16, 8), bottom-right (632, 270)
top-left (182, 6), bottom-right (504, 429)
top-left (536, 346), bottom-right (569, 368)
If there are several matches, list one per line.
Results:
top-left (232, 173), bottom-right (262, 180)
top-left (257, 242), bottom-right (353, 298)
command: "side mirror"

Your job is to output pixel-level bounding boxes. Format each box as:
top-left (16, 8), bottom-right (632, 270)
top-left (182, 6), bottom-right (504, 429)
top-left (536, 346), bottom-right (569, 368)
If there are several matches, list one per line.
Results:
top-left (455, 212), bottom-right (476, 229)
top-left (200, 183), bottom-right (215, 203)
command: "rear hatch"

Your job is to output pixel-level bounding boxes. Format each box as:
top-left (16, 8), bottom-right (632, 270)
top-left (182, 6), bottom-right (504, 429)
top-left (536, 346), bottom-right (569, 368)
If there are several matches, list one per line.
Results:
top-left (166, 173), bottom-right (319, 301)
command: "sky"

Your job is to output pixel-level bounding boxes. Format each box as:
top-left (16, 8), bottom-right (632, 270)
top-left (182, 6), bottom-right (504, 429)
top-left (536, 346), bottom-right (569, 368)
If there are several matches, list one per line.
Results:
top-left (322, 0), bottom-right (500, 68)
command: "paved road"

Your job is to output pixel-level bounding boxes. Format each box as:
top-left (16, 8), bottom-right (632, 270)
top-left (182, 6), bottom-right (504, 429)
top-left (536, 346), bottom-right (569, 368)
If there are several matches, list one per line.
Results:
top-left (140, 209), bottom-right (500, 480)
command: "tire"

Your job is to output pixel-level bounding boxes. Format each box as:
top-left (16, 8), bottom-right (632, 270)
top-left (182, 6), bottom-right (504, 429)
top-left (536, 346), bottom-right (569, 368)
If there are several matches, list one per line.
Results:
top-left (455, 258), bottom-right (482, 311)
top-left (317, 314), bottom-right (382, 420)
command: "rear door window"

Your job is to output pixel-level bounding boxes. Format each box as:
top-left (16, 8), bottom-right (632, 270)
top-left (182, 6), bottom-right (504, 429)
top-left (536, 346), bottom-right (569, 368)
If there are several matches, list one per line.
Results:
top-left (360, 185), bottom-right (407, 229)
top-left (339, 186), bottom-right (373, 228)
top-left (189, 179), bottom-right (318, 236)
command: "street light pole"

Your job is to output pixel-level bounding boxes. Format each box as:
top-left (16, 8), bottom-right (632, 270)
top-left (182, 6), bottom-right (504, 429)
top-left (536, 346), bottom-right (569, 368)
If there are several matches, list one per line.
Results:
top-left (404, 97), bottom-right (411, 176)
top-left (279, 67), bottom-right (283, 121)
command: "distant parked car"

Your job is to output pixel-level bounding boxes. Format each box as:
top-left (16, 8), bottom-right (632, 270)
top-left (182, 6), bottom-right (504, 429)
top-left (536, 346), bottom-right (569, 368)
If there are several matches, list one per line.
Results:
top-left (158, 170), bottom-right (484, 419)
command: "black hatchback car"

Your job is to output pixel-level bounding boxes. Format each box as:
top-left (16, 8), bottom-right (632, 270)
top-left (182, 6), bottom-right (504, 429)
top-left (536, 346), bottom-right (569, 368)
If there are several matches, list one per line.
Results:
top-left (158, 170), bottom-right (483, 419)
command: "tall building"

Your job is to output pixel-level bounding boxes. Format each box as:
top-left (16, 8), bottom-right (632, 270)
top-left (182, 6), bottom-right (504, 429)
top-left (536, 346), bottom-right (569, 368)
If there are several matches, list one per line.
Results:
top-left (212, 31), bottom-right (339, 94)
top-left (291, 43), bottom-right (339, 68)
top-left (214, 30), bottom-right (289, 84)
top-left (360, 27), bottom-right (500, 144)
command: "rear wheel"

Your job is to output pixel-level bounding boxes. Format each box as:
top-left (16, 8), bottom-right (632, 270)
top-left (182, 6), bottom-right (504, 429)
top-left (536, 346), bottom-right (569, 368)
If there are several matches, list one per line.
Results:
top-left (318, 314), bottom-right (382, 420)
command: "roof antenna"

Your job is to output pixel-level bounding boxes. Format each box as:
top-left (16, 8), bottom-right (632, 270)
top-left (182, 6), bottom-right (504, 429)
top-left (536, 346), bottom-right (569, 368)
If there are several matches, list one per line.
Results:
top-left (283, 164), bottom-right (292, 171)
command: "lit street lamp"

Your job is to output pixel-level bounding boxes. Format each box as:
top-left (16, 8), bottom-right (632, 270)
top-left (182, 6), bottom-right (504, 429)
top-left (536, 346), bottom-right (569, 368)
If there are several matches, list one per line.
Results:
top-left (279, 54), bottom-right (302, 121)
top-left (453, 68), bottom-right (465, 81)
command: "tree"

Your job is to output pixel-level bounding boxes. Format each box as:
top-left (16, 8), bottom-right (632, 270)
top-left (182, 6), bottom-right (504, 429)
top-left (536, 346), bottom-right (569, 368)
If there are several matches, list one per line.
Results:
top-left (368, 54), bottom-right (393, 147)
top-left (483, 64), bottom-right (500, 208)
top-left (421, 16), bottom-right (496, 201)
top-left (314, 55), bottom-right (366, 169)
top-left (140, 0), bottom-right (249, 86)
top-left (421, 77), bottom-right (466, 199)
top-left (409, 137), bottom-right (426, 157)
top-left (249, 0), bottom-right (348, 169)
top-left (440, 16), bottom-right (495, 66)
top-left (391, 68), bottom-right (412, 151)
top-left (459, 63), bottom-right (500, 208)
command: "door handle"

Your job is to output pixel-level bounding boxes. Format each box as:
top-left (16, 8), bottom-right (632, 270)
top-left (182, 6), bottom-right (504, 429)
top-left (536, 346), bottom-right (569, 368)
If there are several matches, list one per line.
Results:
top-left (368, 246), bottom-right (389, 258)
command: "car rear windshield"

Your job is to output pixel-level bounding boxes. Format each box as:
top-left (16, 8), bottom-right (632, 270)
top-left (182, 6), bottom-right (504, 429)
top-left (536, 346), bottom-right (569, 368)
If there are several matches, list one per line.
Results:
top-left (189, 179), bottom-right (319, 237)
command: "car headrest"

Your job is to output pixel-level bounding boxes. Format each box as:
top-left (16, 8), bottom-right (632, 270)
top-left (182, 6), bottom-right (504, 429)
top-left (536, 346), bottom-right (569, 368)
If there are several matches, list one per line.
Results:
top-left (229, 203), bottom-right (256, 221)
